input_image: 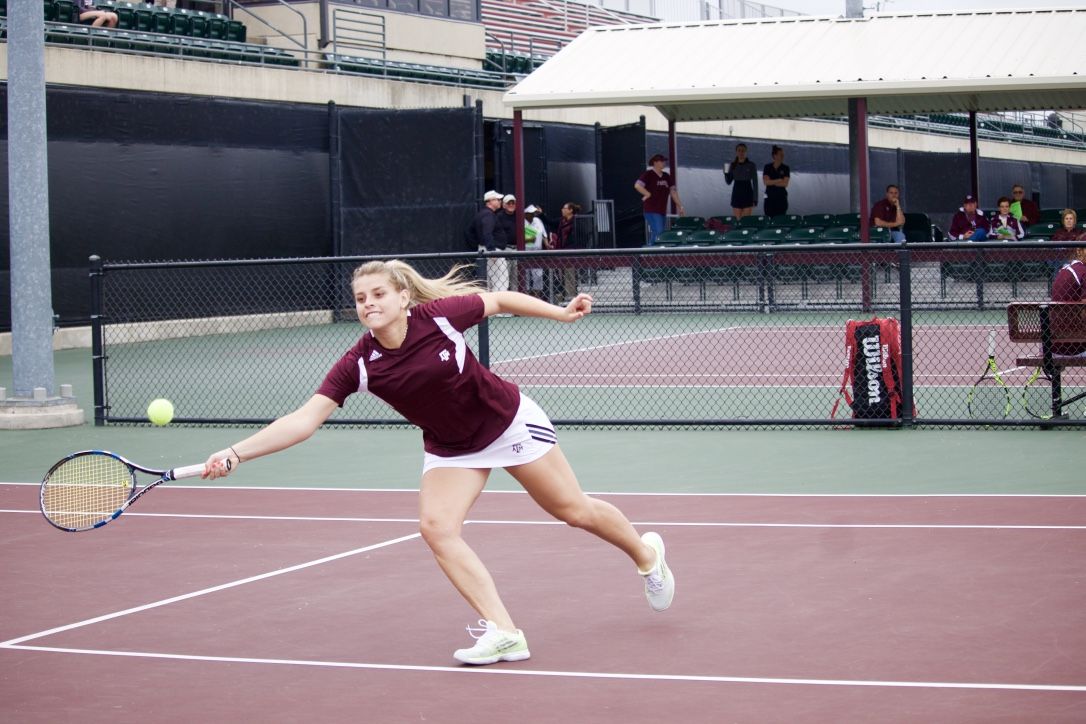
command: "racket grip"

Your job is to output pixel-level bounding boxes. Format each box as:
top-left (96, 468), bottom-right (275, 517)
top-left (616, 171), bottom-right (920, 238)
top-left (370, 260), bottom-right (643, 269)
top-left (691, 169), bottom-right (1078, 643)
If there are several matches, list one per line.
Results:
top-left (170, 458), bottom-right (231, 480)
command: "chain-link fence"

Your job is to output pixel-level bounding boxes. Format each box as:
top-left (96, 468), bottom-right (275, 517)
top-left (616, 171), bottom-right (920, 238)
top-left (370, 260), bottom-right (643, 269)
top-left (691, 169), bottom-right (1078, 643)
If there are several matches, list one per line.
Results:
top-left (91, 241), bottom-right (1086, 428)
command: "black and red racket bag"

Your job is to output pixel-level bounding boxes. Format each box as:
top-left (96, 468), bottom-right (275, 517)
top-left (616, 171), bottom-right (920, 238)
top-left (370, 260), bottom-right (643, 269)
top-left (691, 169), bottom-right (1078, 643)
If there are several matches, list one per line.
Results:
top-left (831, 317), bottom-right (908, 421)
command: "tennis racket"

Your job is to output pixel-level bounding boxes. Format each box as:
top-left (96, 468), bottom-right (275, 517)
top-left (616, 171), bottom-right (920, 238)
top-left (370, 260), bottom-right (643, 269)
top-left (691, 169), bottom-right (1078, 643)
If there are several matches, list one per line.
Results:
top-left (966, 330), bottom-right (1011, 419)
top-left (1022, 367), bottom-right (1055, 420)
top-left (39, 450), bottom-right (229, 532)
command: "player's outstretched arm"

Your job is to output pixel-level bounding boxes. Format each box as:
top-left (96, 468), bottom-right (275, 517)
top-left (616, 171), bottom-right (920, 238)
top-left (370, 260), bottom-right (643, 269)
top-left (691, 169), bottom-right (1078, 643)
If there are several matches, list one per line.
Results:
top-left (481, 291), bottom-right (592, 323)
top-left (202, 394), bottom-right (339, 479)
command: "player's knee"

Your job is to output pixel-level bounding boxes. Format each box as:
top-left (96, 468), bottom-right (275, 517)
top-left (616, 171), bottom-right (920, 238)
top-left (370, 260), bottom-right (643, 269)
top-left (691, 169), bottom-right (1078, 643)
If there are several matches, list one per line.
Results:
top-left (555, 500), bottom-right (595, 530)
top-left (419, 516), bottom-right (461, 548)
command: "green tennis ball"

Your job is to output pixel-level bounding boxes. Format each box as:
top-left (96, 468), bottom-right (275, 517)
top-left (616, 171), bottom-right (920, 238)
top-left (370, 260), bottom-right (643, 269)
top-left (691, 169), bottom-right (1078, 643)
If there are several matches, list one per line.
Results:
top-left (147, 398), bottom-right (175, 426)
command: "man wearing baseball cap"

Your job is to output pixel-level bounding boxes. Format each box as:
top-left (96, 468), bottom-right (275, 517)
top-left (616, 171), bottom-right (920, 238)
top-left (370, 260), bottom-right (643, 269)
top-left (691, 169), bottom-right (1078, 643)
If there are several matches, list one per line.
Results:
top-left (634, 153), bottom-right (685, 245)
top-left (468, 190), bottom-right (504, 251)
top-left (948, 194), bottom-right (991, 240)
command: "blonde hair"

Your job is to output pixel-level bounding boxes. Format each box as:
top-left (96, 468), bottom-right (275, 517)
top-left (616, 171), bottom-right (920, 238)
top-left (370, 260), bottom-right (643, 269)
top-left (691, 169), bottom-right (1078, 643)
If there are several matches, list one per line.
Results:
top-left (351, 260), bottom-right (484, 306)
top-left (1062, 208), bottom-right (1078, 226)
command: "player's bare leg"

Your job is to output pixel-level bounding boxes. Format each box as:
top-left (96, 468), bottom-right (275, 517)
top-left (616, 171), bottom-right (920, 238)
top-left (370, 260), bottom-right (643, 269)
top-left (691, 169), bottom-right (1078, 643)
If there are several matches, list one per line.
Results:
top-left (506, 445), bottom-right (655, 570)
top-left (418, 466), bottom-right (517, 632)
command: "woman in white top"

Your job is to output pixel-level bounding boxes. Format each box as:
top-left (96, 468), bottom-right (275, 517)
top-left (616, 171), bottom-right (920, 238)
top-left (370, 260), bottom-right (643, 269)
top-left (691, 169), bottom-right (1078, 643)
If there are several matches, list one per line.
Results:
top-left (524, 205), bottom-right (548, 293)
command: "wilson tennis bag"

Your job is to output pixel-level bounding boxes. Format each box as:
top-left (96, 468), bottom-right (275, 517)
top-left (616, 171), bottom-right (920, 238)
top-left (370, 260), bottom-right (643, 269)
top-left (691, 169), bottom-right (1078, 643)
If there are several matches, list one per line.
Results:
top-left (831, 317), bottom-right (906, 421)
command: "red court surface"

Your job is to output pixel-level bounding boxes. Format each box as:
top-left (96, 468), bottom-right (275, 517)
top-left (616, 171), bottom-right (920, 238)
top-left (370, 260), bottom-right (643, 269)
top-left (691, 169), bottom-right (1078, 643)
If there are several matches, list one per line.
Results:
top-left (2, 483), bottom-right (1085, 723)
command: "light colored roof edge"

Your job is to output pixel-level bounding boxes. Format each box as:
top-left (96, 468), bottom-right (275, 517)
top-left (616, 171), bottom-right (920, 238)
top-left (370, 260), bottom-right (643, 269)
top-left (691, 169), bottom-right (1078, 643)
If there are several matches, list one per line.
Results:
top-left (506, 77), bottom-right (1086, 111)
top-left (578, 6), bottom-right (1085, 32)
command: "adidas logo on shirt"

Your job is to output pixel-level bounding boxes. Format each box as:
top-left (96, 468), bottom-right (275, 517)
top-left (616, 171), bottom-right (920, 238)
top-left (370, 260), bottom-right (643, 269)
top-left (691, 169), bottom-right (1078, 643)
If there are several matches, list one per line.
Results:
top-left (369, 350), bottom-right (382, 362)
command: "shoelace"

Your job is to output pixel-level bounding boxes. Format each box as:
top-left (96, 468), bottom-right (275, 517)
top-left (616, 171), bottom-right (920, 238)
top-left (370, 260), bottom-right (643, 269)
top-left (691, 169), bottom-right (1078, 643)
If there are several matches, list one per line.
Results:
top-left (645, 572), bottom-right (665, 593)
top-left (465, 619), bottom-right (492, 640)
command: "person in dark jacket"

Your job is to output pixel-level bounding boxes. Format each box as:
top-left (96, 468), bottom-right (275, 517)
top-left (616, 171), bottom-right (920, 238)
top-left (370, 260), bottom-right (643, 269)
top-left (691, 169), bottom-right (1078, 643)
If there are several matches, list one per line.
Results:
top-left (948, 194), bottom-right (990, 240)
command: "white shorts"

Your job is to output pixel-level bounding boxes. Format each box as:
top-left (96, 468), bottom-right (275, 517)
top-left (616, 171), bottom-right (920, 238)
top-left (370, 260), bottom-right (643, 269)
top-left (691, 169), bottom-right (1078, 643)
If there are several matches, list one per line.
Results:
top-left (422, 395), bottom-right (557, 474)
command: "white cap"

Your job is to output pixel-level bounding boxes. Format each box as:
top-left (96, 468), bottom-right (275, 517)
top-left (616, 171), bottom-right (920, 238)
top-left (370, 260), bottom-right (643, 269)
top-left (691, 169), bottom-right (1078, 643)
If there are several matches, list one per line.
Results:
top-left (525, 205), bottom-right (540, 214)
top-left (483, 190), bottom-right (502, 201)
top-left (502, 194), bottom-right (516, 204)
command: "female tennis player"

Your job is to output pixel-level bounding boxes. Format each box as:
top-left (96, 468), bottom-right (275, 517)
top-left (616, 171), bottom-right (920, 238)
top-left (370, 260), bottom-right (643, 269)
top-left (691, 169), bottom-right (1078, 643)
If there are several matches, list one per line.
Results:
top-left (201, 260), bottom-right (674, 665)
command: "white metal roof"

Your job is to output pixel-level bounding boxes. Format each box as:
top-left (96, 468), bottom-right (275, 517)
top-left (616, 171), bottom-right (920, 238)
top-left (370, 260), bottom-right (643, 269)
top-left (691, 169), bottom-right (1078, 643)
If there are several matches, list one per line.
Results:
top-left (503, 8), bottom-right (1086, 121)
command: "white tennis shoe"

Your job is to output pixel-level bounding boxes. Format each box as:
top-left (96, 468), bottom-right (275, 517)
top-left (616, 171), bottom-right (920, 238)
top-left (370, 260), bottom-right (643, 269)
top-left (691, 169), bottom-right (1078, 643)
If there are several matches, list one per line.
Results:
top-left (453, 620), bottom-right (531, 665)
top-left (639, 531), bottom-right (675, 612)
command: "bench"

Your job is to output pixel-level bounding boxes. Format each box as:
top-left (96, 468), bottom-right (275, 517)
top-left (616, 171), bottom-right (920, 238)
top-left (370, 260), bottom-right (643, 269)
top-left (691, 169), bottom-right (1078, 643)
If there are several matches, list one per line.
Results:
top-left (1007, 302), bottom-right (1086, 418)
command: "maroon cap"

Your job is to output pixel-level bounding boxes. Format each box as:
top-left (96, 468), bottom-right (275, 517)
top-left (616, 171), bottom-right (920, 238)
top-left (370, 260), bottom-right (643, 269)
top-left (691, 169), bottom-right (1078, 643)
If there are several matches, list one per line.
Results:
top-left (963, 194), bottom-right (977, 204)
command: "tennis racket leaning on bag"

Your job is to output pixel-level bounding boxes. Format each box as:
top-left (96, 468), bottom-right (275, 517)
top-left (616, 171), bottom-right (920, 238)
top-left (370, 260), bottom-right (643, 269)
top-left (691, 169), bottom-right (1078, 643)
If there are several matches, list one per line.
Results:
top-left (966, 330), bottom-right (1012, 420)
top-left (39, 450), bottom-right (229, 532)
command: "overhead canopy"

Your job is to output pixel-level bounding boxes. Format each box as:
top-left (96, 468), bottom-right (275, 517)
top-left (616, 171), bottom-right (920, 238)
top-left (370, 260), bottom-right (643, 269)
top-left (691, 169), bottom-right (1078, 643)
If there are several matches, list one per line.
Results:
top-left (504, 8), bottom-right (1086, 121)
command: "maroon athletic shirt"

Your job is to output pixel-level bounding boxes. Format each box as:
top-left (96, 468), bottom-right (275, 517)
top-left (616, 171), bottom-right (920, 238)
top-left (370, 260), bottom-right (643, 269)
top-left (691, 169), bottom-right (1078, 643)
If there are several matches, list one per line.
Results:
top-left (317, 294), bottom-right (520, 455)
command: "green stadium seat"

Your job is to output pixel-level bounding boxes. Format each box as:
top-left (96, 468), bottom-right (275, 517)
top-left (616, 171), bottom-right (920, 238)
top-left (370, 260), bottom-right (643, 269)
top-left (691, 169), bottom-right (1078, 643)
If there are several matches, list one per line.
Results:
top-left (169, 9), bottom-right (192, 36)
top-left (768, 214), bottom-right (803, 228)
top-left (669, 216), bottom-right (705, 230)
top-left (752, 227), bottom-right (789, 243)
top-left (225, 19), bottom-right (246, 43)
top-left (43, 0), bottom-right (57, 22)
top-left (803, 213), bottom-right (835, 227)
top-left (54, 0), bottom-right (77, 23)
top-left (100, 2), bottom-right (136, 31)
top-left (653, 230), bottom-right (696, 246)
top-left (686, 230), bottom-right (725, 245)
top-left (722, 228), bottom-right (757, 245)
top-left (1026, 222), bottom-right (1060, 240)
top-left (833, 212), bottom-right (862, 227)
top-left (1038, 208), bottom-right (1065, 223)
top-left (0, 0), bottom-right (6, 17)
top-left (735, 215), bottom-right (769, 229)
top-left (820, 226), bottom-right (856, 243)
top-left (784, 227), bottom-right (822, 243)
top-left (903, 212), bottom-right (933, 243)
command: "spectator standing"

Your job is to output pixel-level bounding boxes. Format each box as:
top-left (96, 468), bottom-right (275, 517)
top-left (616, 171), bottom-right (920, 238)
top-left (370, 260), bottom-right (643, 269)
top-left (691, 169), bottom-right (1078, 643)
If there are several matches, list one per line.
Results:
top-left (495, 195), bottom-right (519, 292)
top-left (1010, 184), bottom-right (1041, 228)
top-left (948, 194), bottom-right (990, 240)
top-left (468, 190), bottom-right (503, 251)
top-left (762, 145), bottom-right (790, 218)
top-left (1051, 209), bottom-right (1086, 242)
top-left (523, 204), bottom-right (547, 296)
top-left (77, 0), bottom-right (118, 27)
top-left (723, 143), bottom-right (758, 218)
top-left (870, 184), bottom-right (906, 243)
top-left (555, 202), bottom-right (581, 302)
top-left (634, 154), bottom-right (685, 245)
top-left (989, 196), bottom-right (1027, 240)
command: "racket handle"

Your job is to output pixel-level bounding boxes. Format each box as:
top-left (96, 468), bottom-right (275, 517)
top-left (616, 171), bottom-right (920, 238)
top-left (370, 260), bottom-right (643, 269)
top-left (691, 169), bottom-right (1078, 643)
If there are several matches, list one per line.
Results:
top-left (169, 458), bottom-right (231, 480)
top-left (986, 329), bottom-right (996, 357)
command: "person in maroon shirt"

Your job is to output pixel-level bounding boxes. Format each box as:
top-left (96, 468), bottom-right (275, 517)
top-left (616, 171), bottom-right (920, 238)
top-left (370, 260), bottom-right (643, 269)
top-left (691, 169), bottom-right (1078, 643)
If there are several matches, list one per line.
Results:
top-left (948, 194), bottom-right (991, 240)
top-left (1051, 209), bottom-right (1085, 242)
top-left (634, 154), bottom-right (685, 245)
top-left (1051, 249), bottom-right (1086, 355)
top-left (1010, 184), bottom-right (1041, 228)
top-left (870, 185), bottom-right (906, 243)
top-left (200, 260), bottom-right (674, 665)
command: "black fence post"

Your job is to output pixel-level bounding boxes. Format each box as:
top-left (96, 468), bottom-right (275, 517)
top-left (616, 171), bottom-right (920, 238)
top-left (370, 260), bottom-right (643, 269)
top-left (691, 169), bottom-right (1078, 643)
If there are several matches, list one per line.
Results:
top-left (475, 251), bottom-right (490, 367)
top-left (89, 254), bottom-right (106, 426)
top-left (631, 251), bottom-right (642, 315)
top-left (897, 246), bottom-right (914, 427)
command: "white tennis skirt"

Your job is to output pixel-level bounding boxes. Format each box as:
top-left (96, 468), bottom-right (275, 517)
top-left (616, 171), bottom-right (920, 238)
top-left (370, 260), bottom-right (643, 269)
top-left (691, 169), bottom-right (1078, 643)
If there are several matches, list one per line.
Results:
top-left (422, 394), bottom-right (557, 473)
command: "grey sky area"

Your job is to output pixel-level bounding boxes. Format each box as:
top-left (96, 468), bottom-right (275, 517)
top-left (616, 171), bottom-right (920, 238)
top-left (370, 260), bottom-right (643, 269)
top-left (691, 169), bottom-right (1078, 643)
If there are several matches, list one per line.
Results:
top-left (771, 0), bottom-right (1084, 15)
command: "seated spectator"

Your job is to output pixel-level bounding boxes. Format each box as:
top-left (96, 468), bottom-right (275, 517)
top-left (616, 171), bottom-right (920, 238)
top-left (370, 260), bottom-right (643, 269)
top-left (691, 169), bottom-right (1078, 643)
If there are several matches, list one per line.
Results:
top-left (1050, 247), bottom-right (1086, 355)
top-left (870, 184), bottom-right (906, 243)
top-left (1010, 184), bottom-right (1041, 227)
top-left (989, 196), bottom-right (1026, 240)
top-left (77, 0), bottom-right (118, 27)
top-left (1052, 209), bottom-right (1086, 242)
top-left (948, 194), bottom-right (990, 240)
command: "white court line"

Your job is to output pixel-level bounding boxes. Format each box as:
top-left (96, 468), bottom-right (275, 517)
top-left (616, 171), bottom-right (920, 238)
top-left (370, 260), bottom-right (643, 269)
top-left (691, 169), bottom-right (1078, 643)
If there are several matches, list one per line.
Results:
top-left (2, 645), bottom-right (1084, 693)
top-left (1, 509), bottom-right (1083, 530)
top-left (492, 325), bottom-right (742, 365)
top-left (0, 531), bottom-right (421, 648)
top-left (3, 482), bottom-right (1086, 497)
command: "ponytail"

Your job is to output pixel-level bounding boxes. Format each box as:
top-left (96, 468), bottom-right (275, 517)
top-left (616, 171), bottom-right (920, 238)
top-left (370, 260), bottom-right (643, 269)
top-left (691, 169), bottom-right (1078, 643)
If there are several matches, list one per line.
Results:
top-left (352, 260), bottom-right (484, 306)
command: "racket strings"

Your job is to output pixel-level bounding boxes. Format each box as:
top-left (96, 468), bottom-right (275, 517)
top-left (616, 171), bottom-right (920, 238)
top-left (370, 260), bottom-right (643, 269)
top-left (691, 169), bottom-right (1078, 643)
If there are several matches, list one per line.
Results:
top-left (967, 377), bottom-right (1011, 419)
top-left (41, 455), bottom-right (133, 530)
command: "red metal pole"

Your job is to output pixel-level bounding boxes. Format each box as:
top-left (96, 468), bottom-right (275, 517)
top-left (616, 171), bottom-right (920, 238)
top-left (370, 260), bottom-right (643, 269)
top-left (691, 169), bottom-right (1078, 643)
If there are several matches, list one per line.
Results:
top-left (667, 119), bottom-right (677, 215)
top-left (513, 110), bottom-right (525, 250)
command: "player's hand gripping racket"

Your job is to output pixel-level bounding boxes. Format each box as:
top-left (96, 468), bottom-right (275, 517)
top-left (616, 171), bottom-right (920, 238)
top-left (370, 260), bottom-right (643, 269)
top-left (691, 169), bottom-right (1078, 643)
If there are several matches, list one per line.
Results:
top-left (966, 330), bottom-right (1011, 420)
top-left (39, 450), bottom-right (230, 532)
